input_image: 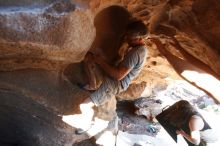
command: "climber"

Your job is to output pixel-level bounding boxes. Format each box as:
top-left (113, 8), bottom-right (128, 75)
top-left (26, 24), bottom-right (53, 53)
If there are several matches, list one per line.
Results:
top-left (76, 19), bottom-right (149, 134)
top-left (81, 33), bottom-right (129, 91)
top-left (82, 43), bottom-right (129, 91)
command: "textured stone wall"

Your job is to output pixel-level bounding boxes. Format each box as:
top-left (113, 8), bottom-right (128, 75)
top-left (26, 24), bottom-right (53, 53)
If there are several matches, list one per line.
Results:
top-left (1, 0), bottom-right (219, 72)
top-left (0, 0), bottom-right (95, 71)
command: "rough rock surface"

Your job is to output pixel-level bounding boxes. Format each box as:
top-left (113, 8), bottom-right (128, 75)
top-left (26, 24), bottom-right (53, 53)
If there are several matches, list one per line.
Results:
top-left (0, 68), bottom-right (91, 145)
top-left (0, 0), bottom-right (95, 70)
top-left (0, 0), bottom-right (220, 145)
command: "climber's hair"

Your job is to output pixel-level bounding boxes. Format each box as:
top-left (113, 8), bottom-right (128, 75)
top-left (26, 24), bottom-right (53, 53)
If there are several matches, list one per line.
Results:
top-left (126, 19), bottom-right (148, 38)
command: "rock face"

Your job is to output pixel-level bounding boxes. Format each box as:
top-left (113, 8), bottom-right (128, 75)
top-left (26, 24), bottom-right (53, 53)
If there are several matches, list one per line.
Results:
top-left (0, 0), bottom-right (220, 145)
top-left (0, 68), bottom-right (91, 145)
top-left (0, 90), bottom-right (76, 146)
top-left (0, 0), bottom-right (95, 70)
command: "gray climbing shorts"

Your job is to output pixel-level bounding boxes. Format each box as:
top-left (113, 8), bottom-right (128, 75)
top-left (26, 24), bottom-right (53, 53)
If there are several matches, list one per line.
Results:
top-left (90, 77), bottom-right (123, 106)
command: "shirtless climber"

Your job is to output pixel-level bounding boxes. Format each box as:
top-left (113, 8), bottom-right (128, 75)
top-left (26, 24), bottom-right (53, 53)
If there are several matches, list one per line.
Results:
top-left (76, 20), bottom-right (149, 135)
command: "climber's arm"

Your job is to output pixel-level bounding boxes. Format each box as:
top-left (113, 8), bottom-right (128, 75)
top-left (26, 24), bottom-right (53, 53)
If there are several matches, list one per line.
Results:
top-left (94, 55), bottom-right (131, 81)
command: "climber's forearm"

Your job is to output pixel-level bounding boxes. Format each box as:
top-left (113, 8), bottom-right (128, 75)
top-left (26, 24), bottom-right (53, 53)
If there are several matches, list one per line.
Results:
top-left (94, 56), bottom-right (131, 81)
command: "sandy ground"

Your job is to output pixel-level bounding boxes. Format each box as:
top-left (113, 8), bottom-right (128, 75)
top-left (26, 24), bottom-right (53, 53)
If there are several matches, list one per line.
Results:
top-left (75, 79), bottom-right (220, 146)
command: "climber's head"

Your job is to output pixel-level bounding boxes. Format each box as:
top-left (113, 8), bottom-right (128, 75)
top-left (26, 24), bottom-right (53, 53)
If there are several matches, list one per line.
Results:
top-left (125, 19), bottom-right (148, 46)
